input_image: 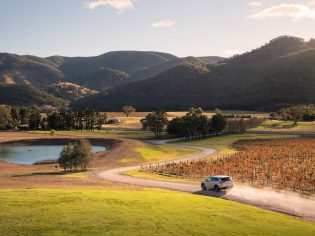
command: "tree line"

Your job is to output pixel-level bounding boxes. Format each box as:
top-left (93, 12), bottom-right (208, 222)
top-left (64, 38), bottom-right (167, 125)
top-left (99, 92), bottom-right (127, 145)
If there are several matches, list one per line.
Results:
top-left (0, 104), bottom-right (107, 131)
top-left (141, 108), bottom-right (264, 138)
top-left (140, 108), bottom-right (227, 138)
top-left (271, 105), bottom-right (315, 122)
top-left (0, 105), bottom-right (41, 130)
top-left (47, 110), bottom-right (106, 131)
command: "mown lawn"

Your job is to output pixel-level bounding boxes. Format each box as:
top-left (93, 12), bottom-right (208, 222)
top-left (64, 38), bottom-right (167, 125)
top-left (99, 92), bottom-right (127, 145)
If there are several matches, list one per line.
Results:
top-left (137, 144), bottom-right (198, 162)
top-left (120, 144), bottom-right (198, 163)
top-left (0, 189), bottom-right (314, 236)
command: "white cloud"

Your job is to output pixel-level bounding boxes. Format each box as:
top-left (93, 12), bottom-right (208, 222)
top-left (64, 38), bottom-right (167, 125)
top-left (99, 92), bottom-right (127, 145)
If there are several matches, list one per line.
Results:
top-left (248, 1), bottom-right (263, 8)
top-left (225, 50), bottom-right (243, 56)
top-left (86, 0), bottom-right (135, 12)
top-left (251, 4), bottom-right (315, 21)
top-left (151, 20), bottom-right (176, 28)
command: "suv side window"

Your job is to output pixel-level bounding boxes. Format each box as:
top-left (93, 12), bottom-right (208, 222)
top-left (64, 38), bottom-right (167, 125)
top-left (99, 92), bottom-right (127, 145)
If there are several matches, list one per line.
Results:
top-left (211, 177), bottom-right (217, 181)
top-left (207, 177), bottom-right (212, 181)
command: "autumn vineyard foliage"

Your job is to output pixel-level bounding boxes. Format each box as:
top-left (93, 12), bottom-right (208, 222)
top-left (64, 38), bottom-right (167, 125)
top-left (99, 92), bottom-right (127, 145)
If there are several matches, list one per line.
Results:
top-left (144, 138), bottom-right (315, 194)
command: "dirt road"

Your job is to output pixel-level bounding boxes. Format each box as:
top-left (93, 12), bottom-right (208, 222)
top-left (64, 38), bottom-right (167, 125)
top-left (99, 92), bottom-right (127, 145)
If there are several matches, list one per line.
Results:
top-left (97, 140), bottom-right (315, 221)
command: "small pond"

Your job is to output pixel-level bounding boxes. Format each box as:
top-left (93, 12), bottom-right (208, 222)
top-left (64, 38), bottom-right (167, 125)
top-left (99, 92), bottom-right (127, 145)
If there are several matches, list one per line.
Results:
top-left (0, 145), bottom-right (106, 165)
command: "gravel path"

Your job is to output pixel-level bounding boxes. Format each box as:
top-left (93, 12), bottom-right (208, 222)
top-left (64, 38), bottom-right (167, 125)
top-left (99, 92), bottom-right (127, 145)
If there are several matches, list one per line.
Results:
top-left (97, 139), bottom-right (315, 221)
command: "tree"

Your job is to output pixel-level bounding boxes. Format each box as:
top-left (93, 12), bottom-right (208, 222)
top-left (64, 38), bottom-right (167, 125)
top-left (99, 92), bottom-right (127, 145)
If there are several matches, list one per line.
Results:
top-left (47, 112), bottom-right (61, 130)
top-left (96, 112), bottom-right (107, 130)
top-left (167, 108), bottom-right (210, 138)
top-left (141, 111), bottom-right (168, 137)
top-left (28, 106), bottom-right (41, 130)
top-left (122, 106), bottom-right (136, 117)
top-left (58, 139), bottom-right (93, 171)
top-left (0, 105), bottom-right (12, 129)
top-left (73, 139), bottom-right (93, 171)
top-left (58, 143), bottom-right (74, 171)
top-left (19, 108), bottom-right (30, 125)
top-left (10, 106), bottom-right (20, 128)
top-left (211, 113), bottom-right (227, 132)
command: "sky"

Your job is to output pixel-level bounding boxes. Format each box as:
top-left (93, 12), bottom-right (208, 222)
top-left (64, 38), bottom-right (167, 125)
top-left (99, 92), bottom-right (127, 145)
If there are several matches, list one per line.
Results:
top-left (0, 0), bottom-right (314, 58)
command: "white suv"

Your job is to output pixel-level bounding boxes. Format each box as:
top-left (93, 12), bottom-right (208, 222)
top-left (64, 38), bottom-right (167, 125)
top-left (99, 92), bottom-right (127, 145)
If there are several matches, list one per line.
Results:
top-left (201, 176), bottom-right (234, 192)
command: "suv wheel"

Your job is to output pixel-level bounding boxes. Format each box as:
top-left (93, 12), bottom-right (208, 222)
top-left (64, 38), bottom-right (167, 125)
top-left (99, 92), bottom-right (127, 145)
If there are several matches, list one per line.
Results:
top-left (201, 183), bottom-right (206, 191)
top-left (214, 185), bottom-right (220, 192)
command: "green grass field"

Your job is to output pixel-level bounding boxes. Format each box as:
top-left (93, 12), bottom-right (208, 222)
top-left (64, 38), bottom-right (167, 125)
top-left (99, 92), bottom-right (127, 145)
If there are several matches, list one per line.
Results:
top-left (1, 189), bottom-right (314, 236)
top-left (137, 144), bottom-right (198, 162)
top-left (119, 143), bottom-right (198, 164)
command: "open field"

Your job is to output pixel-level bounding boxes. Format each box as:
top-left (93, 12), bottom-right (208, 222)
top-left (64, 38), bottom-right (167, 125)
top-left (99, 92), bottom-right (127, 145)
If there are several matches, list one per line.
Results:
top-left (31, 129), bottom-right (155, 140)
top-left (121, 143), bottom-right (198, 164)
top-left (1, 189), bottom-right (314, 236)
top-left (250, 120), bottom-right (315, 132)
top-left (1, 131), bottom-right (314, 235)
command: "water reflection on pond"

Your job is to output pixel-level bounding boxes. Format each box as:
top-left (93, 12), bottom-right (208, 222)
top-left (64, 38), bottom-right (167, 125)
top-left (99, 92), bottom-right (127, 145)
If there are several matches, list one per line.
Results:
top-left (0, 145), bottom-right (105, 165)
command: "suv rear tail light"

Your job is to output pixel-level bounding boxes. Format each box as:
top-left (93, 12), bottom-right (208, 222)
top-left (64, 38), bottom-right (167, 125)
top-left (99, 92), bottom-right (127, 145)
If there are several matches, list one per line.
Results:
top-left (219, 181), bottom-right (224, 184)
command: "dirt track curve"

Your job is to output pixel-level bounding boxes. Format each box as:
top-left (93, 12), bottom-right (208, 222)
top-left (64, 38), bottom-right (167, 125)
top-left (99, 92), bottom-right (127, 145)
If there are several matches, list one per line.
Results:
top-left (97, 139), bottom-right (315, 222)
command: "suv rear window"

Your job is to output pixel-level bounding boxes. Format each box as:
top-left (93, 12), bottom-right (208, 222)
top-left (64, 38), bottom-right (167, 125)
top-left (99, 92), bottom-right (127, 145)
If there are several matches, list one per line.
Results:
top-left (221, 177), bottom-right (231, 181)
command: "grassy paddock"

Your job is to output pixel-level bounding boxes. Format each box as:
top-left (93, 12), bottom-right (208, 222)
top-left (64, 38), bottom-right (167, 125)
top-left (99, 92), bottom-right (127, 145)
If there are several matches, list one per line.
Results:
top-left (31, 129), bottom-right (155, 140)
top-left (120, 143), bottom-right (198, 163)
top-left (250, 120), bottom-right (315, 132)
top-left (0, 189), bottom-right (314, 236)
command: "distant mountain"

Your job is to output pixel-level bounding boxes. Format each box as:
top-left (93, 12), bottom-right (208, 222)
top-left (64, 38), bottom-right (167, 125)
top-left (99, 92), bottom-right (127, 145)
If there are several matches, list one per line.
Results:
top-left (47, 51), bottom-right (179, 84)
top-left (46, 82), bottom-right (97, 101)
top-left (0, 85), bottom-right (67, 107)
top-left (228, 36), bottom-right (311, 64)
top-left (129, 56), bottom-right (224, 82)
top-left (195, 56), bottom-right (225, 64)
top-left (83, 68), bottom-right (129, 91)
top-left (0, 53), bottom-right (64, 86)
top-left (0, 50), bottom-right (223, 106)
top-left (73, 36), bottom-right (315, 111)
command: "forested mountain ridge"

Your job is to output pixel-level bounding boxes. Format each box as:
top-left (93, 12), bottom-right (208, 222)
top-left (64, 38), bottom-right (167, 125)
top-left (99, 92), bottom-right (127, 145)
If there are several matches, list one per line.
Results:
top-left (0, 50), bottom-right (223, 106)
top-left (72, 36), bottom-right (315, 111)
top-left (1, 36), bottom-right (314, 111)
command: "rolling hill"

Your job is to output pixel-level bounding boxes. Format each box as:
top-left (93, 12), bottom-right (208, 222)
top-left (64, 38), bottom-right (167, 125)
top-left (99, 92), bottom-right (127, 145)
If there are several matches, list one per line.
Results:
top-left (0, 50), bottom-right (223, 106)
top-left (0, 85), bottom-right (67, 107)
top-left (0, 53), bottom-right (64, 86)
top-left (46, 82), bottom-right (97, 101)
top-left (72, 36), bottom-right (315, 111)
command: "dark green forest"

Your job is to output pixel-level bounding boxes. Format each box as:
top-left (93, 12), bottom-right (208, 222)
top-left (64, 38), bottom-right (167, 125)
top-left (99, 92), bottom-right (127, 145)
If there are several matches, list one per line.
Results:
top-left (1, 36), bottom-right (315, 111)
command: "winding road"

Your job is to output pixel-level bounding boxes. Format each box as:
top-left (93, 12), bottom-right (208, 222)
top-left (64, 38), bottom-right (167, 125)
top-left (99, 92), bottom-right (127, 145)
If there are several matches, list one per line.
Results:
top-left (97, 139), bottom-right (315, 222)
